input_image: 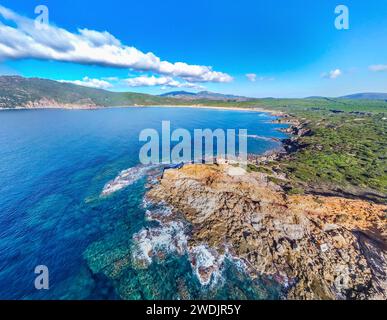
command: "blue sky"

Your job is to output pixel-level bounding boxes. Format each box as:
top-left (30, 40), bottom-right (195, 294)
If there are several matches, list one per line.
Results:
top-left (0, 0), bottom-right (386, 97)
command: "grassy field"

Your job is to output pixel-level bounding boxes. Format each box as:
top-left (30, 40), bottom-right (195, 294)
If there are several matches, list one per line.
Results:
top-left (281, 112), bottom-right (385, 197)
top-left (203, 96), bottom-right (387, 113)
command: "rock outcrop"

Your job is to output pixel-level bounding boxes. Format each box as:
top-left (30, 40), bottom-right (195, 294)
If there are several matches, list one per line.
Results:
top-left (146, 164), bottom-right (387, 300)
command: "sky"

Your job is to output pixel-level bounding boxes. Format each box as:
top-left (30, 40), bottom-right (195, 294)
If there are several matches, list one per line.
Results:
top-left (0, 0), bottom-right (386, 98)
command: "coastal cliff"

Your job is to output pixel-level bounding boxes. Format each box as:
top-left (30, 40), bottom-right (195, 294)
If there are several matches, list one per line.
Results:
top-left (145, 163), bottom-right (387, 300)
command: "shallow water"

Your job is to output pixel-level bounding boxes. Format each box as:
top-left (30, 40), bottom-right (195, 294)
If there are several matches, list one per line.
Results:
top-left (0, 107), bottom-right (287, 299)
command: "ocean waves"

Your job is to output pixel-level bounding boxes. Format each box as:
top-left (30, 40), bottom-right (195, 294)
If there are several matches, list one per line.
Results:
top-left (131, 198), bottom-right (241, 287)
top-left (101, 164), bottom-right (159, 196)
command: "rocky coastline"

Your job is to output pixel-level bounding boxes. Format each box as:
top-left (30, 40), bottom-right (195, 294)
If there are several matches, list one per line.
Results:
top-left (247, 114), bottom-right (309, 164)
top-left (130, 111), bottom-right (387, 299)
top-left (248, 113), bottom-right (386, 204)
top-left (143, 163), bottom-right (387, 299)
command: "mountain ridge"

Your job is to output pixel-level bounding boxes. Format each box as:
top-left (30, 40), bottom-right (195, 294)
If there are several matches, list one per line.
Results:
top-left (0, 75), bottom-right (181, 108)
top-left (159, 90), bottom-right (252, 101)
top-left (1, 76), bottom-right (387, 109)
top-left (339, 92), bottom-right (387, 100)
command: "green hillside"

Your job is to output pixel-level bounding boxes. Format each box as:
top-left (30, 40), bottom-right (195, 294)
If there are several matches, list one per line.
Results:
top-left (1, 76), bottom-right (387, 113)
top-left (203, 97), bottom-right (387, 113)
top-left (0, 76), bottom-right (182, 108)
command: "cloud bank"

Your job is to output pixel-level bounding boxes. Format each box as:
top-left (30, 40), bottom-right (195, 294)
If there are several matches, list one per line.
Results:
top-left (59, 75), bottom-right (205, 90)
top-left (322, 69), bottom-right (342, 79)
top-left (369, 64), bottom-right (387, 72)
top-left (124, 76), bottom-right (204, 89)
top-left (0, 5), bottom-right (232, 84)
top-left (59, 77), bottom-right (113, 89)
top-left (246, 73), bottom-right (257, 82)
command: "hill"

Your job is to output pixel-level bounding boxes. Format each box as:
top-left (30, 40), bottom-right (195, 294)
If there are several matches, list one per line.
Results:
top-left (159, 91), bottom-right (197, 98)
top-left (1, 76), bottom-right (387, 114)
top-left (0, 76), bottom-right (180, 108)
top-left (340, 93), bottom-right (387, 100)
top-left (160, 90), bottom-right (252, 101)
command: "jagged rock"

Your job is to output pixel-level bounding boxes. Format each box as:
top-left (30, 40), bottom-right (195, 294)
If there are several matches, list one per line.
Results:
top-left (146, 164), bottom-right (387, 300)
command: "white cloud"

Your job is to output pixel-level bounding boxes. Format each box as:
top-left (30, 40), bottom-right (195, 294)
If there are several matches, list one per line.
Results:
top-left (369, 64), bottom-right (387, 72)
top-left (0, 5), bottom-right (232, 83)
top-left (59, 75), bottom-right (205, 90)
top-left (246, 74), bottom-right (275, 82)
top-left (124, 75), bottom-right (204, 89)
top-left (59, 77), bottom-right (113, 89)
top-left (322, 69), bottom-right (342, 79)
top-left (246, 73), bottom-right (257, 82)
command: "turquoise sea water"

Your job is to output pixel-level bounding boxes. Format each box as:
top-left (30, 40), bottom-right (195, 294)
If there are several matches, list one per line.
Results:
top-left (0, 107), bottom-right (288, 300)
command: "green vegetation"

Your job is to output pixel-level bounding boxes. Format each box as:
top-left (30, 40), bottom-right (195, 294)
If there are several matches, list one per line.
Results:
top-left (225, 96), bottom-right (386, 201)
top-left (245, 101), bottom-right (386, 202)
top-left (204, 97), bottom-right (387, 114)
top-left (247, 164), bottom-right (272, 174)
top-left (279, 112), bottom-right (386, 199)
top-left (0, 76), bottom-right (191, 108)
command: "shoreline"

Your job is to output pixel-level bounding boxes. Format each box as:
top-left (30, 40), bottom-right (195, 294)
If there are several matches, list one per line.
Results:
top-left (0, 104), bottom-right (282, 115)
top-left (139, 104), bottom-right (282, 115)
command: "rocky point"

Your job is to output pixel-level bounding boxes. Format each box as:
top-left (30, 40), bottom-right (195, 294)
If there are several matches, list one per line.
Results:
top-left (146, 163), bottom-right (387, 300)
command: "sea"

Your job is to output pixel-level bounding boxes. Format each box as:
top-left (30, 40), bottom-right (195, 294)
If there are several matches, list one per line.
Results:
top-left (0, 107), bottom-right (288, 299)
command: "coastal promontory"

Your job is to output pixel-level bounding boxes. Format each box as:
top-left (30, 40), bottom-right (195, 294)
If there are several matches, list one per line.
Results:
top-left (146, 163), bottom-right (387, 300)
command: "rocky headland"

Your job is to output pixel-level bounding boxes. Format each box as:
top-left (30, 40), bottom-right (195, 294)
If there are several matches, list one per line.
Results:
top-left (144, 163), bottom-right (387, 300)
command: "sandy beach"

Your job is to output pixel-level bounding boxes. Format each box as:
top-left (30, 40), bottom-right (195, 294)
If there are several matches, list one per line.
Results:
top-left (140, 104), bottom-right (282, 115)
top-left (0, 104), bottom-right (281, 115)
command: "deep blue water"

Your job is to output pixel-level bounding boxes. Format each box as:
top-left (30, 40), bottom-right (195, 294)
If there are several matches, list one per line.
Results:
top-left (0, 107), bottom-right (288, 300)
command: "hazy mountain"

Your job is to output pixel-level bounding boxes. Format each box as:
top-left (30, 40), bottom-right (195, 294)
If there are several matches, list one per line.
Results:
top-left (339, 93), bottom-right (387, 100)
top-left (160, 90), bottom-right (252, 101)
top-left (1, 76), bottom-right (387, 110)
top-left (159, 91), bottom-right (197, 97)
top-left (304, 96), bottom-right (327, 99)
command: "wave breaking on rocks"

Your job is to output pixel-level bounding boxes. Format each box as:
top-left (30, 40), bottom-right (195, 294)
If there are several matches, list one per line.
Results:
top-left (101, 164), bottom-right (159, 196)
top-left (131, 198), bottom-right (234, 287)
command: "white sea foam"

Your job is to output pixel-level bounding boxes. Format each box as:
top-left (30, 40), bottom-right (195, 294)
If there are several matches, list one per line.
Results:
top-left (142, 197), bottom-right (153, 209)
top-left (101, 164), bottom-right (158, 196)
top-left (131, 175), bottom-right (246, 287)
top-left (241, 134), bottom-right (276, 142)
top-left (131, 220), bottom-right (188, 267)
top-left (132, 204), bottom-right (235, 287)
top-left (132, 217), bottom-right (248, 287)
top-left (188, 245), bottom-right (225, 286)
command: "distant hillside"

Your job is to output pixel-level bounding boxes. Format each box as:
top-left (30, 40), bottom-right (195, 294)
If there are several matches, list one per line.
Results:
top-left (304, 96), bottom-right (326, 99)
top-left (1, 76), bottom-right (387, 113)
top-left (160, 90), bottom-right (252, 101)
top-left (0, 76), bottom-right (180, 109)
top-left (340, 93), bottom-right (387, 100)
top-left (159, 91), bottom-right (197, 98)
